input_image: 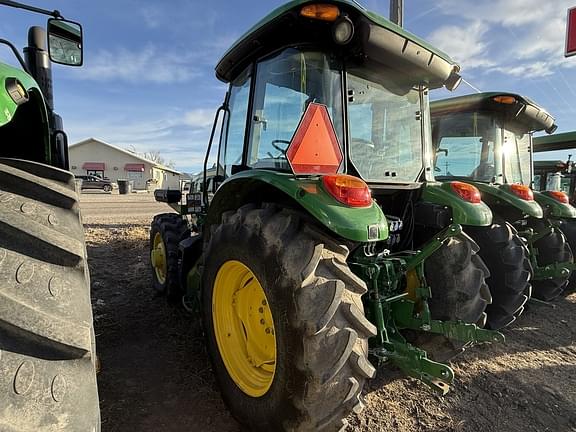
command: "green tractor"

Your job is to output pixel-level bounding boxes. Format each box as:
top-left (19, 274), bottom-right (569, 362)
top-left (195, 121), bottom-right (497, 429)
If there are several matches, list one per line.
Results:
top-left (533, 131), bottom-right (576, 205)
top-left (150, 1), bottom-right (503, 430)
top-left (0, 1), bottom-right (100, 430)
top-left (431, 93), bottom-right (575, 308)
top-left (533, 131), bottom-right (576, 288)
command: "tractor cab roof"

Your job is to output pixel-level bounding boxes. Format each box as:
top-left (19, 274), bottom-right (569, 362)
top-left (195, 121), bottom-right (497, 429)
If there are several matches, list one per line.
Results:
top-left (216, 0), bottom-right (460, 90)
top-left (533, 131), bottom-right (576, 153)
top-left (533, 160), bottom-right (568, 171)
top-left (431, 92), bottom-right (557, 135)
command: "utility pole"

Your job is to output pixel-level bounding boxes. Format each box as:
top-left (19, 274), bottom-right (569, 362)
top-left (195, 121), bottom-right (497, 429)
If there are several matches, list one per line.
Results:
top-left (390, 0), bottom-right (403, 27)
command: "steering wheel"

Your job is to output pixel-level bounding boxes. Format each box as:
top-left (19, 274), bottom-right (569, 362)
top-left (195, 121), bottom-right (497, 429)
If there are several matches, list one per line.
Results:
top-left (271, 140), bottom-right (291, 155)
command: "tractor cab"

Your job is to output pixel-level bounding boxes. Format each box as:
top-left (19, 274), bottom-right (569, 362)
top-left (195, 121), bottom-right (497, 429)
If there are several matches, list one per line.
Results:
top-left (202, 0), bottom-right (471, 250)
top-left (431, 93), bottom-right (556, 189)
top-left (0, 2), bottom-right (83, 169)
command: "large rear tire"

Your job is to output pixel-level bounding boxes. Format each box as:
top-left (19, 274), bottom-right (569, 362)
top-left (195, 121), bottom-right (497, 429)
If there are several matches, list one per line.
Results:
top-left (529, 219), bottom-right (573, 301)
top-left (420, 234), bottom-right (491, 361)
top-left (150, 213), bottom-right (190, 302)
top-left (467, 220), bottom-right (532, 330)
top-left (0, 158), bottom-right (100, 431)
top-left (201, 204), bottom-right (376, 431)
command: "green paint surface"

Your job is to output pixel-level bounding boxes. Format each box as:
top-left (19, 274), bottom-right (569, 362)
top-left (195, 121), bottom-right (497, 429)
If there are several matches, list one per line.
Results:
top-left (422, 182), bottom-right (492, 226)
top-left (217, 170), bottom-right (389, 242)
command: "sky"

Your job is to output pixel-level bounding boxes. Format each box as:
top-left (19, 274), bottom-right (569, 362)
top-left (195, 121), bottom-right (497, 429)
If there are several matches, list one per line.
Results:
top-left (1, 0), bottom-right (576, 173)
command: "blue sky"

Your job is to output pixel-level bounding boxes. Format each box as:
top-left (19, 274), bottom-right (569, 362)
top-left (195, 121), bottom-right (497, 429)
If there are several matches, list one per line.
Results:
top-left (2, 0), bottom-right (576, 173)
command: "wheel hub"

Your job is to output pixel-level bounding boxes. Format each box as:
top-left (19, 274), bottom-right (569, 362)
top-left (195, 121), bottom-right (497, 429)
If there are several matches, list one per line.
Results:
top-left (151, 232), bottom-right (167, 284)
top-left (213, 260), bottom-right (276, 397)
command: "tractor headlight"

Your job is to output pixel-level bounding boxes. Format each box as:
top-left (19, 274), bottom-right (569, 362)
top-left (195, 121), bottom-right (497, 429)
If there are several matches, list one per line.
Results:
top-left (332, 16), bottom-right (354, 45)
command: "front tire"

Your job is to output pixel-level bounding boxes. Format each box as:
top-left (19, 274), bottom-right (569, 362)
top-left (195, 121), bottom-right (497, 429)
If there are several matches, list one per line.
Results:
top-left (466, 220), bottom-right (532, 330)
top-left (0, 158), bottom-right (100, 431)
top-left (420, 234), bottom-right (491, 361)
top-left (556, 218), bottom-right (576, 291)
top-left (202, 204), bottom-right (376, 432)
top-left (529, 219), bottom-right (573, 301)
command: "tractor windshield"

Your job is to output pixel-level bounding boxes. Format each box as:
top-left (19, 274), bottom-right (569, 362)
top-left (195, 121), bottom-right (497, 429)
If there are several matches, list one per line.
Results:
top-left (247, 49), bottom-right (344, 171)
top-left (433, 111), bottom-right (533, 185)
top-left (433, 112), bottom-right (498, 183)
top-left (347, 68), bottom-right (424, 183)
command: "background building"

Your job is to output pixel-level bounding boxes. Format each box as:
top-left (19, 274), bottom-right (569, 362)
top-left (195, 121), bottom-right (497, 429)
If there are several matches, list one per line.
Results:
top-left (69, 138), bottom-right (186, 190)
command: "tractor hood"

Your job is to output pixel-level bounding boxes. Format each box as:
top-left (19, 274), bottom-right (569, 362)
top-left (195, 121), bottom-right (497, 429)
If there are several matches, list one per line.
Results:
top-left (431, 92), bottom-right (557, 135)
top-left (216, 0), bottom-right (461, 90)
top-left (0, 62), bottom-right (42, 127)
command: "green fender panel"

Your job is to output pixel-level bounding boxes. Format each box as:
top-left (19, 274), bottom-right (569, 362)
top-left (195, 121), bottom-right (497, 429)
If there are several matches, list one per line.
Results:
top-left (0, 63), bottom-right (42, 127)
top-left (422, 182), bottom-right (492, 226)
top-left (534, 191), bottom-right (576, 219)
top-left (207, 170), bottom-right (389, 242)
top-left (471, 182), bottom-right (543, 218)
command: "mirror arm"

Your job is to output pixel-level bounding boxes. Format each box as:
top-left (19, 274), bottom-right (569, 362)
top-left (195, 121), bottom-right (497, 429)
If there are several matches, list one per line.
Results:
top-left (0, 0), bottom-right (63, 18)
top-left (0, 38), bottom-right (30, 73)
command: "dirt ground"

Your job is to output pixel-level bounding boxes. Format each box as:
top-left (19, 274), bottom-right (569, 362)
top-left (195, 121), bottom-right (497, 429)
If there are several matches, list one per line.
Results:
top-left (83, 194), bottom-right (576, 432)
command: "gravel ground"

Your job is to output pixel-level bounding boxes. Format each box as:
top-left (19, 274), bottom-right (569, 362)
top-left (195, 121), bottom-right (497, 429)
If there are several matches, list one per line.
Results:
top-left (84, 195), bottom-right (576, 432)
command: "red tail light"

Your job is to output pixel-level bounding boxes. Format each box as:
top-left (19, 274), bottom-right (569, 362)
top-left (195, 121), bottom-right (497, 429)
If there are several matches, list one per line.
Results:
top-left (450, 181), bottom-right (481, 203)
top-left (510, 184), bottom-right (534, 201)
top-left (548, 190), bottom-right (570, 204)
top-left (322, 174), bottom-right (372, 207)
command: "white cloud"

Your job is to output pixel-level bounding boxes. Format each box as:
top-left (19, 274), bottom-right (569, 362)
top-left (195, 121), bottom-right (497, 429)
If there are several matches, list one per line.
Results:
top-left (432, 0), bottom-right (576, 79)
top-left (72, 45), bottom-right (200, 84)
top-left (140, 6), bottom-right (163, 29)
top-left (184, 109), bottom-right (217, 128)
top-left (428, 22), bottom-right (494, 70)
top-left (436, 0), bottom-right (570, 27)
top-left (495, 61), bottom-right (556, 79)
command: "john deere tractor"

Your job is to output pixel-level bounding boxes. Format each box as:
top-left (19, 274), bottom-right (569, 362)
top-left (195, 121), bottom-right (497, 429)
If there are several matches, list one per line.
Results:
top-left (432, 93), bottom-right (575, 308)
top-left (533, 130), bottom-right (576, 288)
top-left (0, 1), bottom-right (99, 430)
top-left (150, 1), bottom-right (502, 430)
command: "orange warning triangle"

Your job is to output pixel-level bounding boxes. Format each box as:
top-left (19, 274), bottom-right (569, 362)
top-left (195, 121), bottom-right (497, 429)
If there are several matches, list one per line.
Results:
top-left (286, 103), bottom-right (343, 175)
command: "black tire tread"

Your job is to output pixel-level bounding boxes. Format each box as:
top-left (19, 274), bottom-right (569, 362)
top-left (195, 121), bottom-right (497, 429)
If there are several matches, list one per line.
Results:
top-left (467, 220), bottom-right (532, 330)
top-left (418, 234), bottom-right (491, 362)
top-left (529, 219), bottom-right (573, 301)
top-left (556, 219), bottom-right (576, 291)
top-left (0, 158), bottom-right (100, 431)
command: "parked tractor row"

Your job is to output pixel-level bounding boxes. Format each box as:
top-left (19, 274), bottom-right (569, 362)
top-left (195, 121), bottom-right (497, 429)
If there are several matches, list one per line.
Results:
top-left (1, 0), bottom-right (575, 431)
top-left (148, 1), bottom-right (576, 430)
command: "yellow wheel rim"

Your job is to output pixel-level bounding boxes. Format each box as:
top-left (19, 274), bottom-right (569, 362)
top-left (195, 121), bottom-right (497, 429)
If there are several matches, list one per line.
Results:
top-left (151, 232), bottom-right (167, 284)
top-left (213, 260), bottom-right (276, 397)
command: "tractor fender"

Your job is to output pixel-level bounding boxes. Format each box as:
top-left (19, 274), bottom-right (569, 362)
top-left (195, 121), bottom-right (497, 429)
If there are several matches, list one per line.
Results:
top-left (206, 170), bottom-right (388, 243)
top-left (0, 62), bottom-right (47, 127)
top-left (421, 182), bottom-right (492, 227)
top-left (534, 190), bottom-right (576, 219)
top-left (473, 182), bottom-right (543, 219)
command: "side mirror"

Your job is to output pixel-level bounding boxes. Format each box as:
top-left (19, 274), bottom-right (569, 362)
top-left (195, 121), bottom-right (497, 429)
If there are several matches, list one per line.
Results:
top-left (47, 18), bottom-right (83, 66)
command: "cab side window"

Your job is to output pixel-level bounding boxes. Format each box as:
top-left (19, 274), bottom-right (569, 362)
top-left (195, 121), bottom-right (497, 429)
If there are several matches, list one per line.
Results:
top-left (219, 67), bottom-right (252, 177)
